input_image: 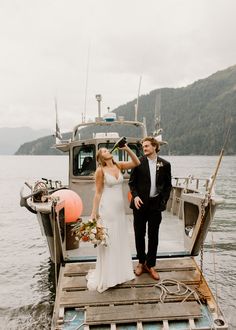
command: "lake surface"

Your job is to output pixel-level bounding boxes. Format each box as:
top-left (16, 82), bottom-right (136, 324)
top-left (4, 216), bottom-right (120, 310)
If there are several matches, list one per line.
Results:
top-left (0, 155), bottom-right (235, 329)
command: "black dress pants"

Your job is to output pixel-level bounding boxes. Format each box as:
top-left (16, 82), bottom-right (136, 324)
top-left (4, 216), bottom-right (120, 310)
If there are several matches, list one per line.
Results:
top-left (133, 197), bottom-right (162, 268)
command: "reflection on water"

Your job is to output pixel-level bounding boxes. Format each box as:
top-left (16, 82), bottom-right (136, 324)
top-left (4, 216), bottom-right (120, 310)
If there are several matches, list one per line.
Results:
top-left (0, 155), bottom-right (235, 329)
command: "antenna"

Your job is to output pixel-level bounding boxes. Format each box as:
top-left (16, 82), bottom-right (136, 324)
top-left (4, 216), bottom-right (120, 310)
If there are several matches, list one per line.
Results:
top-left (55, 98), bottom-right (62, 142)
top-left (95, 94), bottom-right (102, 118)
top-left (153, 92), bottom-right (162, 135)
top-left (155, 92), bottom-right (161, 123)
top-left (83, 42), bottom-right (91, 123)
top-left (135, 76), bottom-right (142, 121)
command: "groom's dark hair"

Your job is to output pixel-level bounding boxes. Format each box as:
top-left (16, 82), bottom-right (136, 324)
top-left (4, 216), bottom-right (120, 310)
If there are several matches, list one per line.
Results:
top-left (141, 136), bottom-right (160, 152)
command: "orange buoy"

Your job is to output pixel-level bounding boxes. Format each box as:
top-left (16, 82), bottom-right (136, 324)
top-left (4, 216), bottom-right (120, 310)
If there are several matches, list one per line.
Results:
top-left (51, 189), bottom-right (83, 223)
top-left (127, 191), bottom-right (132, 202)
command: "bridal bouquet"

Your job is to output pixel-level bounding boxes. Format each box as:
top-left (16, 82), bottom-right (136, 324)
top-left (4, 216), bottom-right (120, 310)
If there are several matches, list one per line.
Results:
top-left (72, 218), bottom-right (108, 247)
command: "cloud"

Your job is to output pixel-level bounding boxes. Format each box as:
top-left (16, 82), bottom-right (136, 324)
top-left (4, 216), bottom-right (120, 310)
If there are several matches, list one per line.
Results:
top-left (0, 0), bottom-right (236, 130)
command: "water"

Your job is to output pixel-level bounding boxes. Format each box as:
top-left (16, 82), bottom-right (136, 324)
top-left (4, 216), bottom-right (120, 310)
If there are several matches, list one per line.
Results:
top-left (0, 155), bottom-right (235, 329)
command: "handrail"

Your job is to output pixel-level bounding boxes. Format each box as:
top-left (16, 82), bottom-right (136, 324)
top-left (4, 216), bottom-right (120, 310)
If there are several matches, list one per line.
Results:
top-left (172, 176), bottom-right (210, 192)
top-left (72, 119), bottom-right (147, 141)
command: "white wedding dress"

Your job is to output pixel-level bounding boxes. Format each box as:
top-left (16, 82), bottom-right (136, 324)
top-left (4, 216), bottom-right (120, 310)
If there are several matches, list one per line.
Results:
top-left (86, 170), bottom-right (135, 292)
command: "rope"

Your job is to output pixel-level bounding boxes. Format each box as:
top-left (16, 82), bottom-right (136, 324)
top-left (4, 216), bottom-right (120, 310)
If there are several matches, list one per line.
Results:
top-left (155, 279), bottom-right (216, 329)
top-left (155, 279), bottom-right (200, 304)
top-left (199, 197), bottom-right (207, 285)
top-left (210, 195), bottom-right (221, 319)
top-left (211, 232), bottom-right (220, 318)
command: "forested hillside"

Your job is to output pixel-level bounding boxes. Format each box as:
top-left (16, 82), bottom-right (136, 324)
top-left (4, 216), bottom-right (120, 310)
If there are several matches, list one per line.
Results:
top-left (15, 65), bottom-right (236, 155)
top-left (0, 127), bottom-right (51, 155)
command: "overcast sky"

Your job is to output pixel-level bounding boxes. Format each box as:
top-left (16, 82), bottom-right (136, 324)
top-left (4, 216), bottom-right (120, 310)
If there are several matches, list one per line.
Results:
top-left (0, 0), bottom-right (235, 131)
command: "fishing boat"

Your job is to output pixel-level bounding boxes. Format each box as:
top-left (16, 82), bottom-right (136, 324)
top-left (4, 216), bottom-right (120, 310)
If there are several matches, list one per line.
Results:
top-left (20, 97), bottom-right (228, 330)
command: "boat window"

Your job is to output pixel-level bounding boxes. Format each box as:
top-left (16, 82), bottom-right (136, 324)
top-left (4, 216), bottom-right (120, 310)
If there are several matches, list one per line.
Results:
top-left (98, 142), bottom-right (143, 174)
top-left (73, 145), bottom-right (96, 176)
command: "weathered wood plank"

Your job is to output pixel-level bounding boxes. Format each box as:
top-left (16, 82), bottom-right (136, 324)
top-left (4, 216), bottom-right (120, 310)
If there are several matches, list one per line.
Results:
top-left (61, 269), bottom-right (200, 292)
top-left (85, 302), bottom-right (201, 324)
top-left (51, 266), bottom-right (66, 329)
top-left (64, 258), bottom-right (196, 276)
top-left (64, 262), bottom-right (94, 275)
top-left (59, 286), bottom-right (198, 308)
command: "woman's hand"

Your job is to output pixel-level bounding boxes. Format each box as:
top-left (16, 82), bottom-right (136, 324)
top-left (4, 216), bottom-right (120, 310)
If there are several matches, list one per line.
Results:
top-left (90, 213), bottom-right (99, 220)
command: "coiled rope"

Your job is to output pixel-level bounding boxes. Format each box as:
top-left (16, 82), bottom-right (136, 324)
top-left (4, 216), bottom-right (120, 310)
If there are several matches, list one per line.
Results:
top-left (155, 278), bottom-right (200, 304)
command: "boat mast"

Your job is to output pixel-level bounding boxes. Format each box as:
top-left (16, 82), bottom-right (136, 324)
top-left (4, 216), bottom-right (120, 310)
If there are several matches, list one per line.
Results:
top-left (55, 98), bottom-right (62, 143)
top-left (83, 42), bottom-right (91, 123)
top-left (135, 76), bottom-right (142, 121)
top-left (153, 92), bottom-right (162, 137)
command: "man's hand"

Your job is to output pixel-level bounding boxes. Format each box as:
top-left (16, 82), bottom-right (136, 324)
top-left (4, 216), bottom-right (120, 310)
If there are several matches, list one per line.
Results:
top-left (134, 196), bottom-right (143, 209)
top-left (159, 200), bottom-right (167, 212)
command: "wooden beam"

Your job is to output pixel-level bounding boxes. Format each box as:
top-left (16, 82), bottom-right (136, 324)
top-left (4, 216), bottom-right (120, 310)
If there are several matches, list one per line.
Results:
top-left (85, 302), bottom-right (201, 325)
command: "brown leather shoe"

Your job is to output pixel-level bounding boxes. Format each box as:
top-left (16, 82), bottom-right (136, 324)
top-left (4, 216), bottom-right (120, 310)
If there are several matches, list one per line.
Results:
top-left (145, 265), bottom-right (160, 280)
top-left (135, 263), bottom-right (144, 276)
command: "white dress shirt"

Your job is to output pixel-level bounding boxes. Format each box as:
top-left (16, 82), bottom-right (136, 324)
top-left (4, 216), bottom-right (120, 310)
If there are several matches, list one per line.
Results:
top-left (147, 156), bottom-right (158, 197)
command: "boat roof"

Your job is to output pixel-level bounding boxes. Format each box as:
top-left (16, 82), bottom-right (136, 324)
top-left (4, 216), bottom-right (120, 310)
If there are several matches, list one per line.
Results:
top-left (72, 118), bottom-right (148, 141)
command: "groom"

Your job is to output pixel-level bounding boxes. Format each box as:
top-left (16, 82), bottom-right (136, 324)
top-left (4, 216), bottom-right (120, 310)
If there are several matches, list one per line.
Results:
top-left (128, 136), bottom-right (172, 280)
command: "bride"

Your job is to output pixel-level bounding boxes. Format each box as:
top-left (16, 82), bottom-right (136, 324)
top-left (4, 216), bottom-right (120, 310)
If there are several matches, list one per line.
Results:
top-left (87, 143), bottom-right (140, 292)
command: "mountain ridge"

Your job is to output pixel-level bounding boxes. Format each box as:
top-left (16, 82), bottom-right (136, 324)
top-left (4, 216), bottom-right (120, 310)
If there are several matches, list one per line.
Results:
top-left (0, 127), bottom-right (52, 155)
top-left (15, 65), bottom-right (236, 155)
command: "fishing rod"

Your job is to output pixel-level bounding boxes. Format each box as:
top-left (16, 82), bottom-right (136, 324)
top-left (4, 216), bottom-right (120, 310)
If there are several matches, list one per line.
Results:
top-left (207, 123), bottom-right (231, 195)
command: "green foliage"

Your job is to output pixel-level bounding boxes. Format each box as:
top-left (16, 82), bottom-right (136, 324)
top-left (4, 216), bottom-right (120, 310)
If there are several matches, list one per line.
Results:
top-left (15, 65), bottom-right (236, 155)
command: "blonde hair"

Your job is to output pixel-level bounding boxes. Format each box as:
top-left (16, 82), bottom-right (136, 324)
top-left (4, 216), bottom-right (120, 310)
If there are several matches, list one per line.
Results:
top-left (142, 136), bottom-right (160, 152)
top-left (96, 148), bottom-right (121, 169)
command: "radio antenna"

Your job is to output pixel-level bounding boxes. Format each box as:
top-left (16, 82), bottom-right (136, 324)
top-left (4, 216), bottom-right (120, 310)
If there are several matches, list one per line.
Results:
top-left (135, 75), bottom-right (142, 121)
top-left (55, 98), bottom-right (62, 143)
top-left (83, 42), bottom-right (91, 123)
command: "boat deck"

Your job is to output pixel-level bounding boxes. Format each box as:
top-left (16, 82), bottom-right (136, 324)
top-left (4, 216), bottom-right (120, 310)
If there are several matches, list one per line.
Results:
top-left (65, 212), bottom-right (185, 261)
top-left (52, 257), bottom-right (225, 330)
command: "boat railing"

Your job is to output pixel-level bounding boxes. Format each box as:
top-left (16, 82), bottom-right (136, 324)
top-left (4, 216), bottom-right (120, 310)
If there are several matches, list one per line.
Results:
top-left (72, 119), bottom-right (147, 141)
top-left (172, 175), bottom-right (211, 193)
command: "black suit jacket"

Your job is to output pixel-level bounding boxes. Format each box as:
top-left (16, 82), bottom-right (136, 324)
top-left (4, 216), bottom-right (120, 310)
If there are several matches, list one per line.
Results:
top-left (128, 155), bottom-right (172, 211)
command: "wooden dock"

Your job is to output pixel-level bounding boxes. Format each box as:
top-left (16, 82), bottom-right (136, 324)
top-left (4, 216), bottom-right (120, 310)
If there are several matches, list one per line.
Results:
top-left (52, 257), bottom-right (219, 330)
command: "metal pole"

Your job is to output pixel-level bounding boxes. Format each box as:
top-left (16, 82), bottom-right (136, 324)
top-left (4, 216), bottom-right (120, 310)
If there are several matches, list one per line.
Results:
top-left (98, 99), bottom-right (101, 118)
top-left (208, 124), bottom-right (231, 195)
top-left (95, 94), bottom-right (102, 118)
top-left (135, 76), bottom-right (142, 121)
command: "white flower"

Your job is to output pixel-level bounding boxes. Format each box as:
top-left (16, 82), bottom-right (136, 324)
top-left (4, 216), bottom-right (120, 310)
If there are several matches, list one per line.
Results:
top-left (156, 161), bottom-right (164, 170)
top-left (72, 216), bottom-right (108, 248)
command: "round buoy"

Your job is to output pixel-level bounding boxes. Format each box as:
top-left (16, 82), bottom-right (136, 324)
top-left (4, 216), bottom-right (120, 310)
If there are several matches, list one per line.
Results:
top-left (51, 189), bottom-right (83, 223)
top-left (127, 191), bottom-right (132, 202)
